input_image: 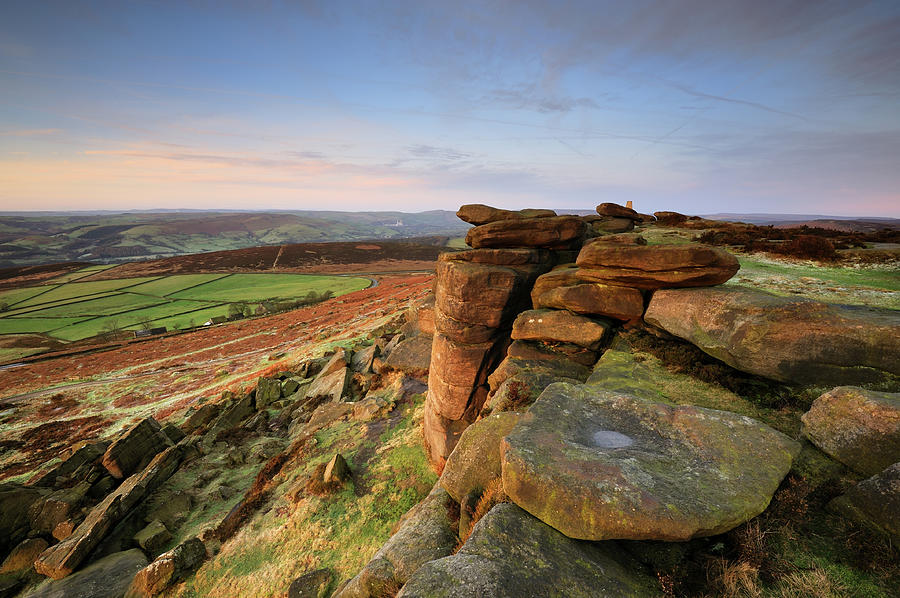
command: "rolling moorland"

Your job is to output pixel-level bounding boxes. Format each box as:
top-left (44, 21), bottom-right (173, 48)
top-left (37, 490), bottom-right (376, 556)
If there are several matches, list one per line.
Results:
top-left (0, 211), bottom-right (471, 267)
top-left (0, 206), bottom-right (897, 598)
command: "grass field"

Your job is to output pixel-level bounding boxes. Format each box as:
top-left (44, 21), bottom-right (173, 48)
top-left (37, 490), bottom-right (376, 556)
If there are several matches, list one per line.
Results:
top-left (0, 266), bottom-right (371, 344)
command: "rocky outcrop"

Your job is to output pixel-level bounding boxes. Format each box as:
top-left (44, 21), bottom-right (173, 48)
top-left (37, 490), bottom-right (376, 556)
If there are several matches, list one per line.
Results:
top-left (31, 442), bottom-right (108, 488)
top-left (397, 503), bottom-right (655, 598)
top-left (101, 418), bottom-right (172, 479)
top-left (24, 549), bottom-right (148, 598)
top-left (456, 204), bottom-right (556, 226)
top-left (0, 484), bottom-right (48, 559)
top-left (801, 386), bottom-right (900, 476)
top-left (465, 216), bottom-right (587, 250)
top-left (501, 382), bottom-right (799, 541)
top-left (576, 242), bottom-right (739, 289)
top-left (596, 203), bottom-right (641, 220)
top-left (653, 211), bottom-right (687, 225)
top-left (829, 462), bottom-right (900, 544)
top-left (335, 485), bottom-right (457, 598)
top-left (35, 442), bottom-right (189, 580)
top-left (125, 537), bottom-right (206, 598)
top-left (381, 335), bottom-right (432, 378)
top-left (644, 287), bottom-right (900, 385)
top-left (255, 377), bottom-right (282, 409)
top-left (424, 248), bottom-right (552, 469)
top-left (439, 413), bottom-right (521, 504)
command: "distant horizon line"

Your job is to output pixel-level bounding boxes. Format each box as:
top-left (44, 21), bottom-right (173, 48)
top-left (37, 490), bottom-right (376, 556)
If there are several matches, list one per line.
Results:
top-left (0, 208), bottom-right (897, 221)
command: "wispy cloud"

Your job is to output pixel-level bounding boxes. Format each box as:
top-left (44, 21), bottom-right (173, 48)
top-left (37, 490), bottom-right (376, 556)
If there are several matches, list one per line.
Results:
top-left (0, 128), bottom-right (62, 137)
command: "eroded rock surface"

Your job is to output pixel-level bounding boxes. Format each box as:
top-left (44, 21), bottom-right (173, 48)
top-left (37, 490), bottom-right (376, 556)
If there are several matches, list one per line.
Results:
top-left (397, 503), bottom-right (655, 598)
top-left (101, 418), bottom-right (172, 479)
top-left (829, 462), bottom-right (900, 544)
top-left (511, 309), bottom-right (612, 350)
top-left (801, 386), bottom-right (900, 476)
top-left (645, 287), bottom-right (900, 385)
top-left (576, 242), bottom-right (738, 289)
top-left (24, 549), bottom-right (148, 598)
top-left (533, 283), bottom-right (644, 321)
top-left (465, 216), bottom-right (587, 250)
top-left (456, 204), bottom-right (555, 226)
top-left (440, 412), bottom-right (521, 503)
top-left (501, 383), bottom-right (799, 541)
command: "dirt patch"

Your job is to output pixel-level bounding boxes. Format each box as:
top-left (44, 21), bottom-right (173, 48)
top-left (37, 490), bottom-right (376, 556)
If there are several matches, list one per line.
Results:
top-left (354, 244), bottom-right (382, 250)
top-left (36, 393), bottom-right (82, 418)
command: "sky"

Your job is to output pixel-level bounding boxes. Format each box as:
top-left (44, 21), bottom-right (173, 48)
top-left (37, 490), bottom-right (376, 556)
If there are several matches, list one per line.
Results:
top-left (1, 1), bottom-right (898, 216)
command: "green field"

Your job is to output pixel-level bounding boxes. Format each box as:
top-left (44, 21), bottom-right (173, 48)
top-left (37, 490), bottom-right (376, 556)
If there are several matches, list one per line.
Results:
top-left (0, 267), bottom-right (371, 343)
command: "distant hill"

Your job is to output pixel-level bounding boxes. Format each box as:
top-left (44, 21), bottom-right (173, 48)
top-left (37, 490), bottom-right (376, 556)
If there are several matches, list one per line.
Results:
top-left (703, 213), bottom-right (900, 232)
top-left (0, 210), bottom-right (470, 267)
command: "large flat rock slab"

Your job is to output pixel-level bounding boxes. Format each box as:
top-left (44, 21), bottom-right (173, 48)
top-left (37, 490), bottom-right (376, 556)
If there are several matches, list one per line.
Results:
top-left (576, 242), bottom-right (738, 289)
top-left (511, 309), bottom-right (612, 350)
top-left (465, 216), bottom-right (587, 250)
top-left (644, 286), bottom-right (900, 385)
top-left (456, 204), bottom-right (556, 226)
top-left (501, 383), bottom-right (799, 541)
top-left (397, 503), bottom-right (655, 598)
top-left (801, 386), bottom-right (900, 476)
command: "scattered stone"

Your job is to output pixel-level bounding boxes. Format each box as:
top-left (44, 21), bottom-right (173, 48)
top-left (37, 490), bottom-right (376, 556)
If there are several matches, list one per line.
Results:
top-left (52, 520), bottom-right (79, 542)
top-left (397, 503), bottom-right (655, 598)
top-left (465, 216), bottom-right (587, 250)
top-left (133, 520), bottom-right (171, 555)
top-left (31, 442), bottom-right (108, 488)
top-left (829, 462), bottom-right (900, 544)
top-left (0, 538), bottom-right (48, 575)
top-left (0, 484), bottom-right (48, 558)
top-left (324, 454), bottom-right (351, 484)
top-left (320, 348), bottom-right (351, 377)
top-left (801, 386), bottom-right (900, 476)
top-left (125, 537), bottom-right (205, 598)
top-left (644, 287), bottom-right (900, 385)
top-left (502, 382), bottom-right (799, 541)
top-left (145, 490), bottom-right (193, 531)
top-left (350, 344), bottom-right (380, 374)
top-left (576, 242), bottom-right (739, 289)
top-left (288, 568), bottom-right (332, 598)
top-left (352, 396), bottom-right (391, 421)
top-left (533, 282), bottom-right (644, 321)
top-left (303, 402), bottom-right (353, 433)
top-left (380, 335), bottom-right (433, 378)
top-left (282, 377), bottom-right (302, 396)
top-left (205, 394), bottom-right (256, 441)
top-left (381, 334), bottom-right (405, 359)
top-left (25, 549), bottom-right (148, 598)
top-left (440, 412), bottom-right (521, 503)
top-left (456, 204), bottom-right (556, 226)
top-left (511, 309), bottom-right (612, 350)
top-left (102, 418), bottom-right (173, 479)
top-left (255, 377), bottom-right (282, 408)
top-left (596, 202), bottom-right (641, 220)
top-left (35, 442), bottom-right (188, 580)
top-left (335, 485), bottom-right (456, 598)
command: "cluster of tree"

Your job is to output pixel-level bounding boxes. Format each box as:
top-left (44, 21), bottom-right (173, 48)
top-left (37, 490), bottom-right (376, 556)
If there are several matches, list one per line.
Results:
top-left (226, 289), bottom-right (335, 320)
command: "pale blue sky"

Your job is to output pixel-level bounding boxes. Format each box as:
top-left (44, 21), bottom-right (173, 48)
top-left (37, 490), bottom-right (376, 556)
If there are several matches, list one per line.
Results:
top-left (1, 0), bottom-right (898, 216)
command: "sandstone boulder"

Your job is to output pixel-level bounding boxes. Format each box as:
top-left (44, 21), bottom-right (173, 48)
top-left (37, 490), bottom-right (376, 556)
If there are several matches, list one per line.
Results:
top-left (102, 418), bottom-right (172, 479)
top-left (335, 485), bottom-right (456, 598)
top-left (255, 377), bottom-right (282, 409)
top-left (350, 344), bottom-right (380, 374)
top-left (485, 370), bottom-right (582, 414)
top-left (801, 386), bottom-right (900, 476)
top-left (644, 287), bottom-right (900, 385)
top-left (303, 366), bottom-right (350, 403)
top-left (324, 454), bottom-right (351, 484)
top-left (24, 549), bottom-right (148, 598)
top-left (487, 356), bottom-right (591, 396)
top-left (133, 520), bottom-right (171, 555)
top-left (428, 334), bottom-right (505, 421)
top-left (126, 537), bottom-right (206, 598)
top-left (440, 413), bottom-right (521, 504)
top-left (180, 403), bottom-right (221, 435)
top-left (397, 503), bottom-right (655, 598)
top-left (829, 462), bottom-right (900, 544)
top-left (465, 216), bottom-right (587, 250)
top-left (28, 481), bottom-right (91, 535)
top-left (511, 309), bottom-right (612, 350)
top-left (381, 335), bottom-right (432, 378)
top-left (416, 295), bottom-right (436, 336)
top-left (576, 242), bottom-right (739, 289)
top-left (0, 484), bottom-right (49, 557)
top-left (502, 383), bottom-right (799, 541)
top-left (288, 568), bottom-right (331, 598)
top-left (456, 204), bottom-right (555, 226)
top-left (534, 283), bottom-right (644, 321)
top-left (0, 538), bottom-right (48, 575)
top-left (31, 442), bottom-right (108, 488)
top-left (596, 202), bottom-right (641, 220)
top-left (442, 248), bottom-right (552, 266)
top-left (423, 402), bottom-right (475, 473)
